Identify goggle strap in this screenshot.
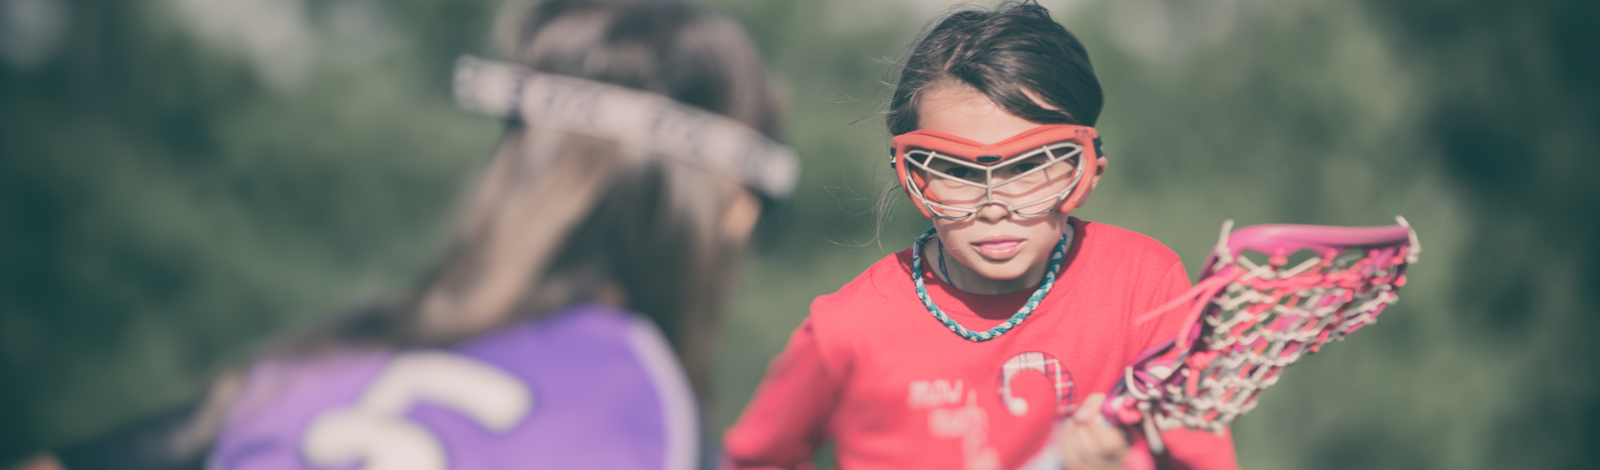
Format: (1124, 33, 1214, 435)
(453, 56, 800, 199)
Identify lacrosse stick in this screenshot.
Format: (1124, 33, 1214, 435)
(1102, 217, 1420, 460)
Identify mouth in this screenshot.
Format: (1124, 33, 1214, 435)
(970, 237, 1025, 260)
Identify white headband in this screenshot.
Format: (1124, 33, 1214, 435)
(453, 56, 799, 199)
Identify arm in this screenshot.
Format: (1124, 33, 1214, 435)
(723, 318, 845, 470)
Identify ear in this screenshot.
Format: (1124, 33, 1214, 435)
(1073, 156, 1108, 210)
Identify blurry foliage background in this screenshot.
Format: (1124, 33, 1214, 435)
(2, 0, 1596, 468)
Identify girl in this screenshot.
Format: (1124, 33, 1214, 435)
(724, 2, 1238, 469)
(14, 0, 793, 469)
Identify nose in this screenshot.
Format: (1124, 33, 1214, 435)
(973, 199, 1012, 223)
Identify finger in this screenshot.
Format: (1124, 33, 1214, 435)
(1084, 423, 1130, 456)
(1064, 419, 1121, 458)
(1061, 426, 1098, 468)
(1075, 393, 1107, 422)
(1094, 411, 1114, 429)
(1058, 426, 1078, 467)
(1066, 433, 1124, 470)
(1063, 415, 1123, 454)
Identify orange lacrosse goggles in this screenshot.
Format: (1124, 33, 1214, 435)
(892, 124, 1101, 221)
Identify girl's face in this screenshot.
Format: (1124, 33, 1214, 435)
(916, 83, 1104, 294)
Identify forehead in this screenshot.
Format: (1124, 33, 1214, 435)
(917, 83, 1042, 145)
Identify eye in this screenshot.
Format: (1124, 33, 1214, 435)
(1006, 155, 1054, 177)
(942, 167, 976, 179)
(1010, 162, 1041, 174)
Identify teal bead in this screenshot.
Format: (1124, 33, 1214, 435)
(911, 227, 1068, 342)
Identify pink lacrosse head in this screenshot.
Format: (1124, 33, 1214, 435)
(1102, 217, 1420, 459)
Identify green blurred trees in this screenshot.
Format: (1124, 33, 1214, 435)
(0, 0, 501, 458)
(2, 0, 1595, 468)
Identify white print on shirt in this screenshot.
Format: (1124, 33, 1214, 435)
(996, 351, 1075, 418)
(907, 379, 965, 408)
(300, 352, 533, 470)
(926, 390, 1001, 470)
(911, 351, 1076, 470)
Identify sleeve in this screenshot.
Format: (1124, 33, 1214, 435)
(1129, 261, 1241, 470)
(722, 317, 846, 470)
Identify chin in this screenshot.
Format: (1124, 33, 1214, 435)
(973, 262, 1032, 282)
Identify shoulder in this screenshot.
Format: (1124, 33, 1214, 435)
(803, 248, 918, 365)
(1077, 219, 1183, 271)
(214, 304, 693, 470)
(809, 248, 914, 321)
(1069, 220, 1189, 299)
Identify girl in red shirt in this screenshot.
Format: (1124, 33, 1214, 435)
(725, 2, 1240, 469)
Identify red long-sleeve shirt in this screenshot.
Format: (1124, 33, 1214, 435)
(725, 219, 1239, 470)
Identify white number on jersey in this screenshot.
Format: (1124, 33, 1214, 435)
(300, 352, 532, 470)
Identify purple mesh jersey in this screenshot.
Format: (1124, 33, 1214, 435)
(210, 303, 699, 470)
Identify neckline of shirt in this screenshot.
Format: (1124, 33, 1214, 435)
(914, 218, 1091, 323)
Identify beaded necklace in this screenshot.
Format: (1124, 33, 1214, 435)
(937, 241, 952, 283)
(911, 227, 1069, 342)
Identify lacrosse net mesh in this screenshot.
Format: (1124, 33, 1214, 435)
(1104, 217, 1420, 454)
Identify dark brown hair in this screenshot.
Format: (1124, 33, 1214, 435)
(870, 1, 1102, 241)
(887, 0, 1103, 136)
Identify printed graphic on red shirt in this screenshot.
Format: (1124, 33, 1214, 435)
(997, 351, 1075, 419)
(908, 352, 1077, 470)
(916, 382, 997, 470)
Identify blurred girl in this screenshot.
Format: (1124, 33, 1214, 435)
(16, 0, 793, 469)
(724, 2, 1236, 469)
